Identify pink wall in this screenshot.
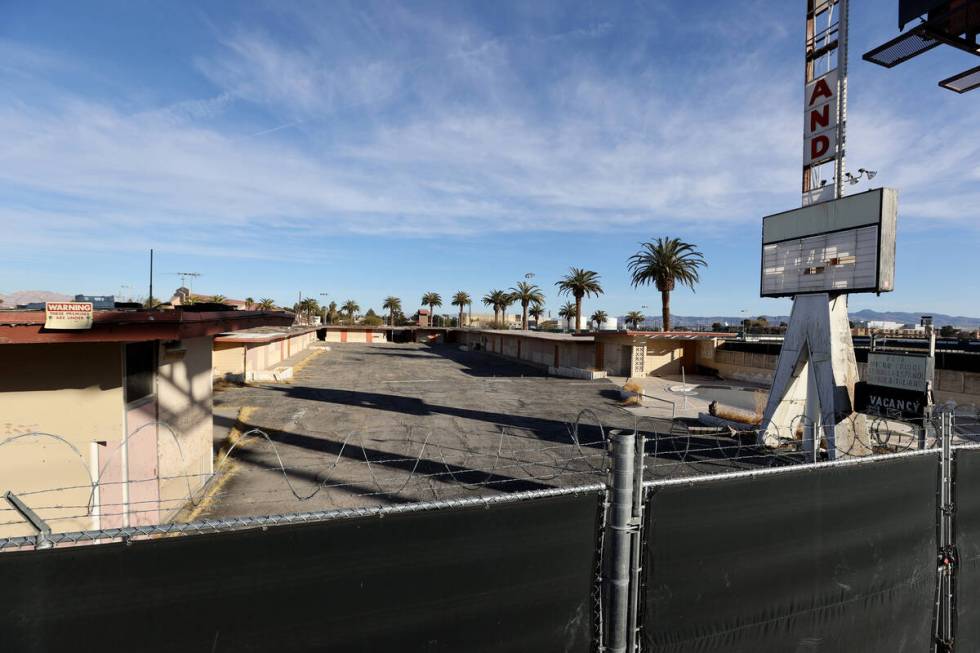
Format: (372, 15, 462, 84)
(125, 399, 160, 527)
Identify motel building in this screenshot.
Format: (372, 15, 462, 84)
(0, 305, 292, 540)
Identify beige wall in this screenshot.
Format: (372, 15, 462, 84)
(0, 337, 221, 539)
(0, 343, 124, 537)
(156, 336, 213, 518)
(704, 347, 980, 406)
(461, 332, 595, 371)
(322, 328, 387, 344)
(214, 330, 318, 380)
(213, 342, 246, 377)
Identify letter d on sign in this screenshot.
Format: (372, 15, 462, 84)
(811, 135, 830, 159)
(804, 130, 835, 165)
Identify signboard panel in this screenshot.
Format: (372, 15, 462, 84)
(865, 352, 934, 392)
(760, 188, 897, 298)
(855, 382, 929, 419)
(44, 302, 94, 330)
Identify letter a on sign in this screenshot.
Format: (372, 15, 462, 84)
(803, 70, 838, 138)
(808, 78, 834, 107)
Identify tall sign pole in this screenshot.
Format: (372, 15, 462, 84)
(761, 0, 881, 460)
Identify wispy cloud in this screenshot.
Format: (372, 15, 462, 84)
(1, 0, 979, 263)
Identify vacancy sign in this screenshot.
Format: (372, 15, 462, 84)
(44, 302, 94, 329)
(804, 69, 838, 166)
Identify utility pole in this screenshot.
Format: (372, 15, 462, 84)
(148, 249, 154, 309)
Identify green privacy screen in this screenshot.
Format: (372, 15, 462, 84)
(0, 492, 601, 653)
(643, 454, 939, 652)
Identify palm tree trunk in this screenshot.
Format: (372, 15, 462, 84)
(575, 296, 582, 333)
(494, 308, 500, 324)
(522, 302, 529, 330)
(661, 290, 670, 332)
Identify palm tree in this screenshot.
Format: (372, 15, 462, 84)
(499, 292, 515, 326)
(421, 292, 442, 326)
(210, 294, 226, 304)
(528, 303, 545, 326)
(257, 298, 276, 310)
(627, 237, 706, 333)
(557, 301, 576, 330)
(298, 298, 320, 324)
(342, 299, 360, 324)
(625, 310, 645, 330)
(590, 310, 608, 331)
(482, 290, 506, 326)
(509, 281, 545, 330)
(244, 297, 255, 310)
(555, 268, 603, 333)
(382, 296, 402, 326)
(452, 291, 471, 327)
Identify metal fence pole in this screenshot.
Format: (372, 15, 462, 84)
(606, 430, 636, 653)
(935, 411, 956, 652)
(627, 430, 646, 652)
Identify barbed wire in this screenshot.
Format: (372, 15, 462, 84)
(3, 404, 976, 550)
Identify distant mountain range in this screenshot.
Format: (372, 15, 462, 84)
(0, 290, 72, 307)
(624, 309, 980, 329)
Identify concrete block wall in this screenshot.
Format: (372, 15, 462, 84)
(705, 349, 980, 407)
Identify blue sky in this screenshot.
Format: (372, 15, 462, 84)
(1, 0, 977, 318)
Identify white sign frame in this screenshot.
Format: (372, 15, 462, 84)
(44, 302, 94, 330)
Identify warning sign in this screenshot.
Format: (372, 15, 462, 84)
(44, 302, 94, 330)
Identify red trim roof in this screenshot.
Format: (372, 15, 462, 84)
(0, 310, 294, 344)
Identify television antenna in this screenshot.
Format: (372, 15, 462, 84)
(171, 272, 201, 288)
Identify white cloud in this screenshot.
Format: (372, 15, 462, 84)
(1, 3, 979, 260)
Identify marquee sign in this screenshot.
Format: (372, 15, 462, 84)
(44, 302, 94, 330)
(760, 188, 897, 297)
(855, 382, 929, 419)
(865, 352, 934, 392)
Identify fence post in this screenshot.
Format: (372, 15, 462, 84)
(935, 411, 956, 652)
(3, 491, 53, 550)
(627, 430, 647, 652)
(606, 430, 635, 653)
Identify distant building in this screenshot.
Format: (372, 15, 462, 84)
(467, 312, 521, 328)
(74, 294, 115, 310)
(866, 320, 905, 331)
(169, 287, 250, 310)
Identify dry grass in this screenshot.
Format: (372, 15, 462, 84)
(709, 390, 767, 426)
(620, 381, 644, 406)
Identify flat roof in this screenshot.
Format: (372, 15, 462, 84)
(215, 325, 317, 344)
(0, 309, 295, 344)
(614, 330, 730, 340)
(471, 329, 595, 343)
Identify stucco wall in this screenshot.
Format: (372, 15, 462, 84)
(0, 342, 124, 537)
(215, 330, 319, 379)
(213, 342, 245, 377)
(462, 332, 595, 371)
(156, 336, 213, 518)
(705, 348, 980, 406)
(322, 328, 386, 344)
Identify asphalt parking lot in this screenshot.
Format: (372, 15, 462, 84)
(200, 341, 792, 520)
(202, 342, 640, 519)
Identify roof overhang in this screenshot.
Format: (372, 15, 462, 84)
(0, 310, 295, 344)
